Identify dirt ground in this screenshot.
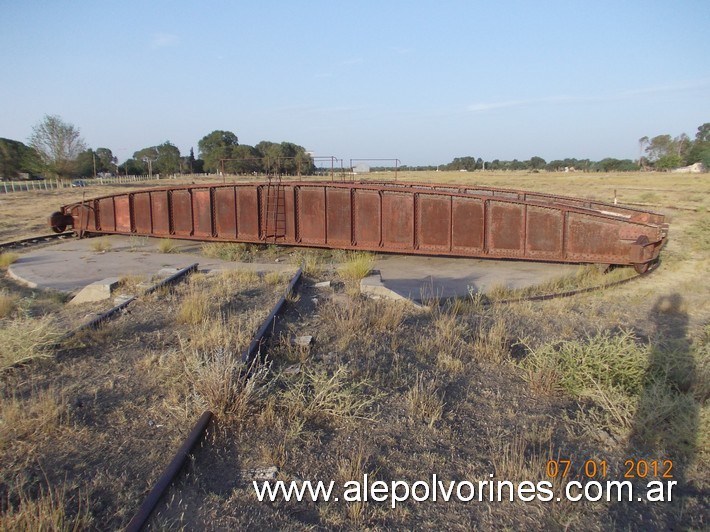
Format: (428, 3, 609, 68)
(0, 171, 708, 530)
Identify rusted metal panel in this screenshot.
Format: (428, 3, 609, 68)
(354, 189, 381, 246)
(151, 191, 170, 235)
(451, 197, 484, 253)
(418, 194, 451, 252)
(298, 186, 326, 244)
(192, 188, 212, 237)
(98, 197, 115, 232)
(326, 187, 352, 245)
(526, 205, 563, 258)
(114, 195, 131, 233)
(382, 192, 414, 248)
(283, 185, 297, 242)
(487, 201, 525, 255)
(53, 180, 669, 270)
(566, 213, 629, 261)
(214, 186, 236, 239)
(171, 190, 193, 236)
(236, 187, 259, 239)
(133, 193, 152, 234)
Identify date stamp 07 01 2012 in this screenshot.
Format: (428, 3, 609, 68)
(546, 459, 673, 480)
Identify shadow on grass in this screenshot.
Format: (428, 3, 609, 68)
(614, 294, 702, 529)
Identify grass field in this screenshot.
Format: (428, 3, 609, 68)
(0, 171, 708, 529)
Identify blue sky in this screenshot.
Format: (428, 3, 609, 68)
(1, 0, 708, 166)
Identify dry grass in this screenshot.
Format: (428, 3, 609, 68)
(157, 238, 178, 253)
(0, 291, 18, 318)
(180, 313, 257, 353)
(0, 388, 68, 450)
(264, 270, 285, 286)
(89, 237, 112, 252)
(0, 252, 19, 269)
(201, 242, 252, 262)
(405, 372, 445, 427)
(472, 318, 509, 363)
(177, 287, 212, 325)
(288, 249, 328, 277)
(0, 481, 92, 531)
(338, 251, 375, 281)
(0, 316, 62, 370)
(183, 349, 270, 422)
(280, 367, 378, 424)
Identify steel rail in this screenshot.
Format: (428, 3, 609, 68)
(0, 231, 74, 252)
(242, 267, 303, 364)
(493, 262, 657, 305)
(125, 267, 303, 530)
(61, 263, 199, 343)
(124, 410, 214, 532)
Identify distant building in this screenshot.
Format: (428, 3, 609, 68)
(671, 162, 705, 173)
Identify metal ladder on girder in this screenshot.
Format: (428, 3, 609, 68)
(264, 175, 286, 242)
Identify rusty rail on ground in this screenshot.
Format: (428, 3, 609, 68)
(242, 267, 303, 364)
(125, 410, 214, 532)
(0, 232, 74, 253)
(125, 267, 302, 529)
(50, 180, 669, 273)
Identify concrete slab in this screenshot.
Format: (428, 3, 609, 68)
(69, 277, 120, 304)
(7, 235, 297, 294)
(7, 234, 582, 302)
(373, 255, 582, 302)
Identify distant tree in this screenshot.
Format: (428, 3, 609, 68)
(120, 158, 144, 175)
(255, 141, 284, 174)
(154, 142, 181, 175)
(0, 138, 41, 180)
(224, 144, 260, 174)
(528, 156, 546, 170)
(29, 114, 87, 179)
(76, 148, 96, 177)
(595, 158, 637, 172)
(445, 156, 477, 171)
(198, 130, 239, 173)
(638, 136, 649, 169)
(133, 146, 159, 177)
(181, 147, 197, 174)
(687, 122, 710, 169)
(95, 147, 117, 173)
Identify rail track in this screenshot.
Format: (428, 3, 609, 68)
(121, 259, 658, 529)
(0, 231, 75, 253)
(1, 230, 662, 528)
(126, 268, 303, 531)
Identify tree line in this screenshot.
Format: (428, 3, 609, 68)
(394, 122, 708, 173)
(0, 115, 314, 181)
(1, 115, 708, 180)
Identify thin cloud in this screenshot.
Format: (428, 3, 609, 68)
(150, 33, 179, 48)
(467, 80, 710, 113)
(341, 57, 364, 66)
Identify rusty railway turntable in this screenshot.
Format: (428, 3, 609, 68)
(49, 180, 668, 273)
